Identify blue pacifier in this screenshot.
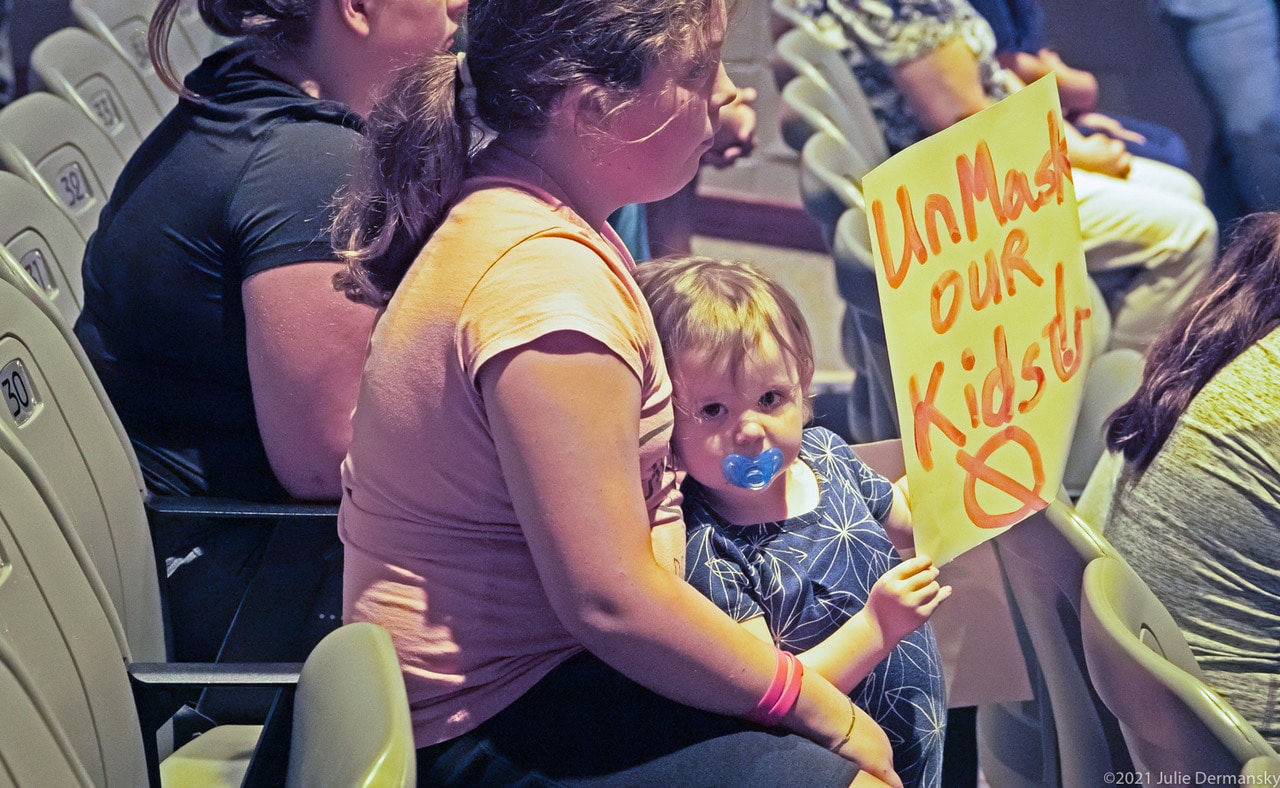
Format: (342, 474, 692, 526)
(721, 448, 785, 490)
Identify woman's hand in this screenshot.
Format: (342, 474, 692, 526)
(833, 704, 903, 788)
(1067, 128, 1132, 179)
(1073, 111, 1148, 146)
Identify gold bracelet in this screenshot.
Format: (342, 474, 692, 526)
(830, 698, 857, 752)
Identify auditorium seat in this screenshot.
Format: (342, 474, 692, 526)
(0, 171, 89, 324)
(0, 91, 127, 241)
(30, 26, 166, 160)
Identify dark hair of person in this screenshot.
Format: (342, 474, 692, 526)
(1106, 211, 1280, 470)
(149, 0, 316, 95)
(331, 0, 717, 307)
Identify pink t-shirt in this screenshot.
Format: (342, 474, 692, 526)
(339, 145, 683, 747)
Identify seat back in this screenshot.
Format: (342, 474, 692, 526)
(832, 208, 897, 441)
(174, 0, 228, 59)
(0, 172, 89, 325)
(781, 73, 884, 163)
(0, 92, 128, 242)
(1063, 347, 1142, 498)
(286, 623, 416, 788)
(774, 23, 889, 165)
(780, 74, 850, 153)
(0, 250, 165, 662)
(30, 27, 167, 160)
(1245, 755, 1280, 780)
(0, 636, 96, 788)
(70, 0, 197, 114)
(800, 130, 871, 246)
(0, 444, 148, 786)
(1081, 555, 1277, 779)
(980, 499, 1134, 787)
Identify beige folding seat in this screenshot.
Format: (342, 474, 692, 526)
(70, 0, 201, 114)
(1081, 555, 1277, 780)
(774, 23, 889, 166)
(0, 171, 89, 324)
(980, 499, 1135, 788)
(0, 92, 128, 241)
(0, 416, 412, 786)
(0, 249, 164, 660)
(0, 633, 96, 787)
(31, 26, 167, 160)
(0, 440, 150, 785)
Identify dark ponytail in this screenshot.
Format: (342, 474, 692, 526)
(149, 0, 315, 95)
(332, 54, 475, 307)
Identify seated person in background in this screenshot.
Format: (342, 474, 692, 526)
(72, 0, 465, 660)
(636, 256, 951, 787)
(777, 0, 1217, 353)
(967, 0, 1192, 169)
(1149, 0, 1280, 227)
(1098, 210, 1280, 749)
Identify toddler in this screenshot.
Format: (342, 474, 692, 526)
(636, 256, 951, 787)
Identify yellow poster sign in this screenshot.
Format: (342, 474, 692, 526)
(864, 76, 1093, 565)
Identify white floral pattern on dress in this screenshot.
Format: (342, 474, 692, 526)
(684, 427, 947, 788)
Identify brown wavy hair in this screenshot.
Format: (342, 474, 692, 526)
(1106, 211, 1280, 470)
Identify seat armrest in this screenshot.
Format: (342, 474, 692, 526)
(128, 661, 303, 688)
(128, 661, 304, 788)
(144, 495, 338, 524)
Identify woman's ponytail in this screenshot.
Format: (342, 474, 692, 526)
(148, 0, 186, 95)
(333, 53, 476, 307)
(148, 0, 315, 98)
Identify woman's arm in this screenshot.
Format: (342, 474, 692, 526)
(997, 48, 1099, 115)
(243, 261, 376, 500)
(891, 37, 993, 134)
(480, 331, 901, 784)
(893, 37, 1130, 178)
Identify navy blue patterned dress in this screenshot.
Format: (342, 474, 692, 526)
(684, 427, 946, 788)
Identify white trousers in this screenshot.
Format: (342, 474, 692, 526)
(1074, 157, 1217, 352)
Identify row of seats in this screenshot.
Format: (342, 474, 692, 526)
(0, 3, 417, 783)
(0, 0, 228, 328)
(988, 497, 1280, 784)
(769, 6, 1280, 784)
(0, 234, 415, 786)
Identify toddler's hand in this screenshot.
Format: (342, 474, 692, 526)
(864, 555, 951, 646)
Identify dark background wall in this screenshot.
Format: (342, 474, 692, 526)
(1038, 0, 1212, 179)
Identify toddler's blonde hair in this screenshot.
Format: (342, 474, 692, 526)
(634, 256, 816, 415)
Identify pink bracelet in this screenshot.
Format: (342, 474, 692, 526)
(747, 651, 804, 726)
(747, 650, 789, 724)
